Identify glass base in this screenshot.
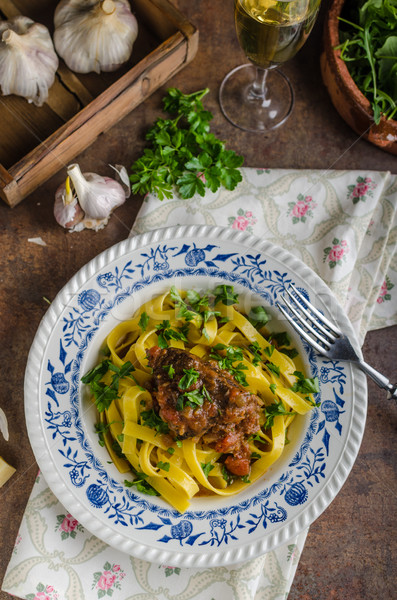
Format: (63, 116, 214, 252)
(219, 63, 294, 133)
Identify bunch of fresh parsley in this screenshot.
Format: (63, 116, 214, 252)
(337, 0, 397, 123)
(129, 88, 244, 200)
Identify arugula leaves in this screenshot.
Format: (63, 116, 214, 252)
(130, 88, 244, 200)
(337, 0, 397, 123)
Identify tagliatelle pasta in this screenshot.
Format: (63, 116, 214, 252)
(82, 286, 318, 513)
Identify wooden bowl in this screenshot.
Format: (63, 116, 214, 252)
(320, 0, 397, 155)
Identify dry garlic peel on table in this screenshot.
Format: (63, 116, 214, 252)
(54, 163, 127, 231)
(0, 16, 58, 106)
(53, 0, 138, 74)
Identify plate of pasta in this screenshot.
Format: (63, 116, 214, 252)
(25, 225, 367, 567)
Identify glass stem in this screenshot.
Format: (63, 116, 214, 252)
(250, 67, 268, 99)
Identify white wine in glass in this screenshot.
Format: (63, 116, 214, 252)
(219, 0, 321, 132)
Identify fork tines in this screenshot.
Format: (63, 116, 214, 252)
(276, 284, 340, 354)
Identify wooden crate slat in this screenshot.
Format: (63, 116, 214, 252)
(0, 0, 198, 207)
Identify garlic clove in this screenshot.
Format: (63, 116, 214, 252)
(53, 0, 138, 74)
(0, 16, 59, 106)
(54, 180, 85, 230)
(54, 163, 128, 231)
(67, 163, 126, 220)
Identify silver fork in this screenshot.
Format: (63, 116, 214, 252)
(276, 284, 397, 399)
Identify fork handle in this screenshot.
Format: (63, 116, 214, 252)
(357, 359, 397, 399)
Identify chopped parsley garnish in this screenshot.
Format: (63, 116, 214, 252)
(170, 286, 220, 339)
(157, 461, 170, 472)
(201, 462, 215, 478)
(163, 364, 175, 378)
(138, 311, 150, 331)
(213, 284, 239, 306)
(269, 331, 298, 359)
(269, 383, 277, 394)
(263, 401, 296, 429)
(210, 343, 249, 386)
(264, 345, 274, 358)
(270, 331, 291, 347)
(81, 360, 135, 412)
(124, 473, 159, 496)
(248, 341, 262, 366)
(248, 305, 269, 328)
(176, 388, 206, 411)
(266, 362, 280, 377)
(281, 347, 299, 359)
(291, 371, 320, 394)
(155, 319, 188, 348)
(140, 409, 170, 434)
(178, 368, 200, 390)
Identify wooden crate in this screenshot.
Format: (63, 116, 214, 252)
(0, 0, 198, 207)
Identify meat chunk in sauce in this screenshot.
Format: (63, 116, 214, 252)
(146, 346, 262, 477)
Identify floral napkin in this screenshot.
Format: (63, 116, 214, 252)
(2, 167, 396, 600)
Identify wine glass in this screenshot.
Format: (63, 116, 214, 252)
(219, 0, 321, 132)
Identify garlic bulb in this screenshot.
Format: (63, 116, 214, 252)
(0, 407, 9, 441)
(54, 163, 127, 231)
(53, 0, 138, 74)
(0, 16, 59, 106)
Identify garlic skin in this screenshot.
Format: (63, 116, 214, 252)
(53, 0, 138, 74)
(54, 183, 85, 230)
(54, 163, 127, 232)
(0, 407, 9, 442)
(0, 16, 59, 106)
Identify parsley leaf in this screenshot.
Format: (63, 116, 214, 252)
(124, 474, 159, 496)
(138, 311, 150, 331)
(209, 344, 248, 386)
(248, 305, 269, 328)
(213, 284, 239, 306)
(178, 368, 200, 390)
(82, 360, 135, 412)
(201, 462, 215, 478)
(291, 371, 320, 394)
(130, 88, 244, 200)
(163, 364, 175, 379)
(140, 409, 170, 434)
(264, 401, 296, 429)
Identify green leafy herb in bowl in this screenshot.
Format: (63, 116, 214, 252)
(321, 0, 397, 155)
(129, 88, 244, 200)
(336, 0, 397, 124)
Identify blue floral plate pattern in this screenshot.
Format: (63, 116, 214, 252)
(24, 225, 367, 567)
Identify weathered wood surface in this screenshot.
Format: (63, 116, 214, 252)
(0, 1, 396, 599)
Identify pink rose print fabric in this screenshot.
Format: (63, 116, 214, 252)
(323, 238, 350, 269)
(55, 512, 84, 540)
(228, 208, 257, 233)
(287, 193, 317, 224)
(377, 276, 394, 304)
(92, 562, 125, 598)
(26, 583, 59, 600)
(347, 176, 377, 204)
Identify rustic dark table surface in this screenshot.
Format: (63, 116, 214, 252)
(1, 1, 396, 599)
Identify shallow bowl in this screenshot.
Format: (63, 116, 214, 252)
(24, 225, 367, 567)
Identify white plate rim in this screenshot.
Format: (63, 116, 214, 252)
(24, 224, 367, 567)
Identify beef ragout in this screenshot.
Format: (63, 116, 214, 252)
(146, 346, 263, 477)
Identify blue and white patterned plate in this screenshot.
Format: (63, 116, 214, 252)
(25, 225, 367, 567)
